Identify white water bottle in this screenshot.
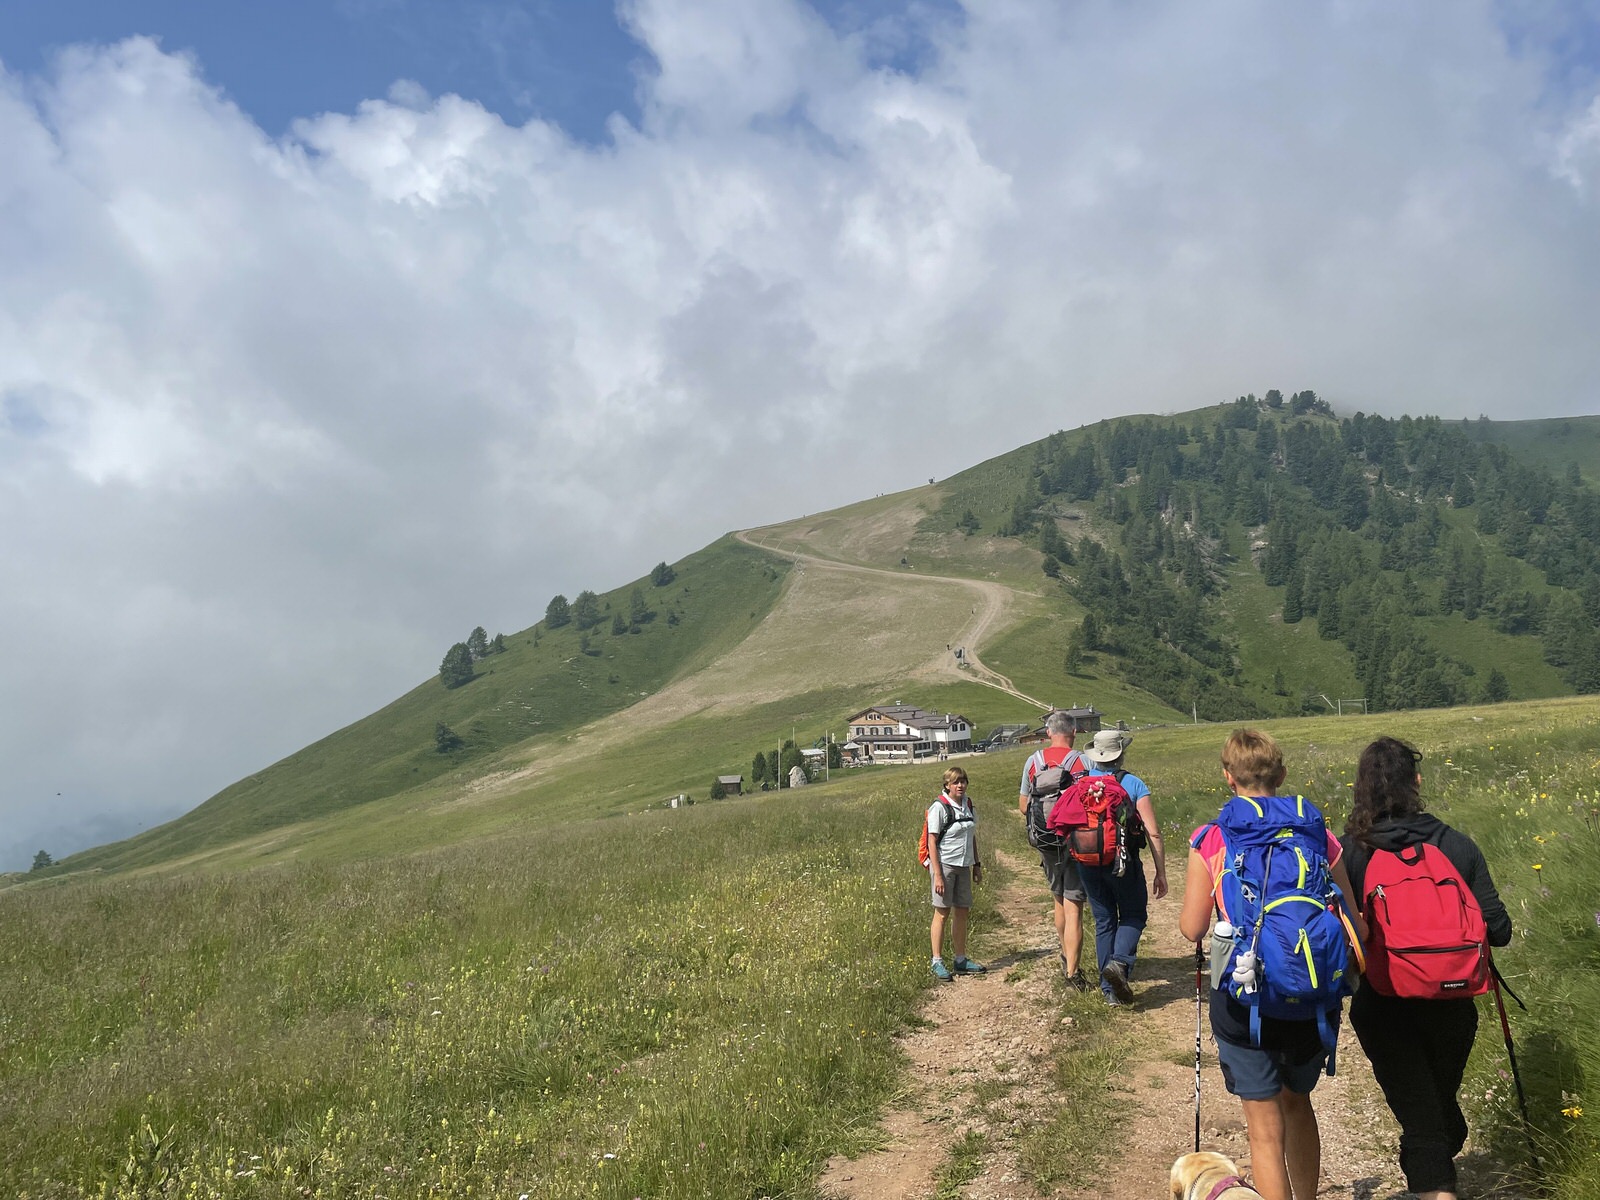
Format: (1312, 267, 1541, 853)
(1209, 921, 1237, 989)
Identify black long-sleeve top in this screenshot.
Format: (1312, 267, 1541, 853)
(1340, 812, 1512, 947)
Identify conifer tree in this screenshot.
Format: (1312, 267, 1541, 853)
(1282, 570, 1304, 623)
(439, 643, 474, 689)
(572, 590, 603, 630)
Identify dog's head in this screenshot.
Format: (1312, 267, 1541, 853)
(1170, 1151, 1260, 1200)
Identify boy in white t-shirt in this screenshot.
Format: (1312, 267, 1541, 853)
(928, 766, 985, 980)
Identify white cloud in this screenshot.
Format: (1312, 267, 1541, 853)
(3, 1, 1600, 868)
(1556, 94, 1600, 195)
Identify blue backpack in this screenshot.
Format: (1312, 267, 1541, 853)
(1207, 794, 1354, 1072)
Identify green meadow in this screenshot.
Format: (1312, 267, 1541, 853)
(7, 697, 1600, 1197)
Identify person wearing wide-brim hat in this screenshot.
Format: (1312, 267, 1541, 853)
(1076, 729, 1167, 1005)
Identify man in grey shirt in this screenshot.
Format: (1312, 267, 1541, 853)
(1019, 711, 1089, 990)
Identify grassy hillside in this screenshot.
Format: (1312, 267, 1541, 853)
(8, 699, 1600, 1197)
(58, 537, 790, 874)
(1462, 414, 1600, 484)
(45, 398, 1600, 884)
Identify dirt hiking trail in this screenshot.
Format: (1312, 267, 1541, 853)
(735, 529, 1047, 710)
(820, 853, 1531, 1200)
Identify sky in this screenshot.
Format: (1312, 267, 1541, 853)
(3, 1, 1600, 871)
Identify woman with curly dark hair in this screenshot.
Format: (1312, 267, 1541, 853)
(1341, 737, 1512, 1200)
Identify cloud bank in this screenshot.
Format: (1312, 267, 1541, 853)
(3, 0, 1598, 868)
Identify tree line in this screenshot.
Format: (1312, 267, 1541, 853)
(1009, 397, 1600, 716)
(437, 561, 681, 691)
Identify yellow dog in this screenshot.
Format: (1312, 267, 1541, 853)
(1169, 1152, 1265, 1200)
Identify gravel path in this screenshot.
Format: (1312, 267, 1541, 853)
(820, 852, 1533, 1199)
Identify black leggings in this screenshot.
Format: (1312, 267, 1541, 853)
(1350, 985, 1479, 1194)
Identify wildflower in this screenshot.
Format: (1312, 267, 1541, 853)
(1533, 864, 1543, 872)
(1564, 1105, 1583, 1119)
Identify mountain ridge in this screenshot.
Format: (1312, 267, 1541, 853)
(30, 401, 1600, 879)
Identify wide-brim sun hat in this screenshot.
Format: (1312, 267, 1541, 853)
(1083, 729, 1130, 763)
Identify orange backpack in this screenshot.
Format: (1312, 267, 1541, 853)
(918, 796, 974, 867)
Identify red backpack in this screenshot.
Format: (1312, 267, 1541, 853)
(1047, 773, 1132, 867)
(1362, 841, 1490, 999)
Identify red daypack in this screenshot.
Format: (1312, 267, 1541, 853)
(1047, 773, 1131, 867)
(1363, 841, 1490, 999)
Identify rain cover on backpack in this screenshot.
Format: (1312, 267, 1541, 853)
(1209, 794, 1353, 1070)
(1048, 773, 1132, 868)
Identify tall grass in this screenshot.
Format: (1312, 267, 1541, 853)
(8, 699, 1600, 1197)
(2, 787, 932, 1199)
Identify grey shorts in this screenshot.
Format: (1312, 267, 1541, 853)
(1215, 1036, 1329, 1100)
(931, 864, 973, 909)
(1038, 846, 1086, 903)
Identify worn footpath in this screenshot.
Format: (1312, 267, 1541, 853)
(819, 852, 1530, 1199)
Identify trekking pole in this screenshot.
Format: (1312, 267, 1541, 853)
(1193, 939, 1205, 1153)
(1490, 958, 1541, 1174)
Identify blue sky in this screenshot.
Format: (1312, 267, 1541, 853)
(0, 0, 959, 141)
(1, 1, 644, 141)
(2, 1, 1600, 872)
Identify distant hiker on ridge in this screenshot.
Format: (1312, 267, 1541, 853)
(1019, 711, 1090, 990)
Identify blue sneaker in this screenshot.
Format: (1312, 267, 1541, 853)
(953, 957, 987, 975)
(931, 959, 954, 982)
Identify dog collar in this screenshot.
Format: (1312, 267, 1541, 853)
(1202, 1176, 1247, 1200)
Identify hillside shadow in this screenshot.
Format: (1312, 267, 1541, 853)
(988, 946, 1051, 971)
(1350, 1154, 1537, 1200)
(1133, 950, 1200, 1010)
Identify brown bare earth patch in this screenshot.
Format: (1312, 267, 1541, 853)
(735, 530, 1047, 709)
(819, 848, 1076, 1200)
(821, 854, 1530, 1199)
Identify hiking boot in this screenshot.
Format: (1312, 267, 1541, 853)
(931, 959, 954, 982)
(1101, 960, 1135, 1005)
(953, 957, 987, 975)
(1059, 955, 1089, 991)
